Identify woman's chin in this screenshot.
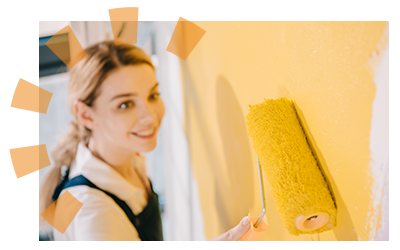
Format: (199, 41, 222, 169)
(132, 139, 158, 153)
(140, 145, 157, 153)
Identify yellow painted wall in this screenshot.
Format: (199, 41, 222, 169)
(181, 21, 387, 241)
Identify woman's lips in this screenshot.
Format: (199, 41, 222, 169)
(131, 127, 156, 140)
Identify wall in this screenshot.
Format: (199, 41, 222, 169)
(181, 21, 388, 240)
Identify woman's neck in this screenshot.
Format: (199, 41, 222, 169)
(87, 137, 135, 178)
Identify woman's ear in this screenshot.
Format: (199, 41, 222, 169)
(73, 100, 96, 130)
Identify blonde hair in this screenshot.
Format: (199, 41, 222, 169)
(39, 40, 154, 227)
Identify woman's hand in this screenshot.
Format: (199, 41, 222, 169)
(209, 216, 251, 241)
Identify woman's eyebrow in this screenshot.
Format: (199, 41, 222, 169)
(110, 82, 159, 102)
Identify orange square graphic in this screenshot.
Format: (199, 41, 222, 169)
(45, 25, 87, 69)
(10, 144, 51, 178)
(41, 191, 83, 234)
(109, 7, 139, 45)
(114, 21, 138, 45)
(108, 7, 138, 21)
(166, 17, 206, 60)
(11, 79, 52, 114)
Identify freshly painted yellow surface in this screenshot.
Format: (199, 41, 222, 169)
(181, 21, 387, 240)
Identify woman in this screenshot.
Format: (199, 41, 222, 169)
(39, 40, 251, 241)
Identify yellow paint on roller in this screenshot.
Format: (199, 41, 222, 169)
(246, 97, 337, 235)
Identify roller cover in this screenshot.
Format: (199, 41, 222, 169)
(245, 97, 337, 235)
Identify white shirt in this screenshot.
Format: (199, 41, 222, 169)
(53, 142, 150, 241)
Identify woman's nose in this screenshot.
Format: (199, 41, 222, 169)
(138, 104, 156, 125)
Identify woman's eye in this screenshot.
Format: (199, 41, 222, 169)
(119, 101, 134, 109)
(149, 92, 160, 101)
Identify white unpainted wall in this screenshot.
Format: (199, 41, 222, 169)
(368, 26, 389, 241)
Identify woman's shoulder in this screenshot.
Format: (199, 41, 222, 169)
(61, 185, 115, 208)
(55, 185, 141, 240)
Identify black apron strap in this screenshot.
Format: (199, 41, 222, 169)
(52, 173, 163, 241)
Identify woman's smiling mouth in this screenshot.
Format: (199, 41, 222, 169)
(131, 127, 156, 139)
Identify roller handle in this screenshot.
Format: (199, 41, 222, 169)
(239, 213, 269, 241)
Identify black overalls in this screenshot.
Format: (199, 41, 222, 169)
(52, 169, 164, 241)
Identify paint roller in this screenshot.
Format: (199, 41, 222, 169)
(240, 97, 337, 240)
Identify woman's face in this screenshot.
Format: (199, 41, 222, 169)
(89, 64, 165, 153)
